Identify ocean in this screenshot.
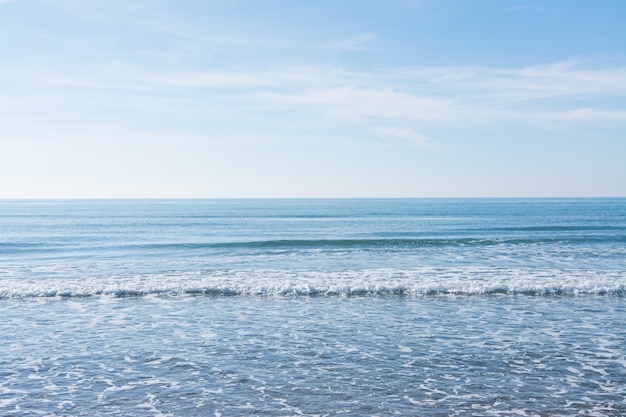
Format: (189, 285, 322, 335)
(1, 198, 625, 416)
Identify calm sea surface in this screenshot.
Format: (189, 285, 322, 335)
(1, 199, 625, 416)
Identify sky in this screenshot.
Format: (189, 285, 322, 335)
(0, 0, 625, 198)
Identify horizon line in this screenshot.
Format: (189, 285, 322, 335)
(1, 196, 624, 201)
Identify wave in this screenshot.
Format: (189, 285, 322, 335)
(209, 237, 626, 248)
(3, 236, 625, 254)
(1, 268, 624, 299)
(484, 225, 626, 232)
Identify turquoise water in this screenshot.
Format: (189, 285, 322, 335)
(1, 199, 625, 415)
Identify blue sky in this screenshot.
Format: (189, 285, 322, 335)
(1, 0, 624, 198)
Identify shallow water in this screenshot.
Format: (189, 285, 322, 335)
(1, 295, 625, 416)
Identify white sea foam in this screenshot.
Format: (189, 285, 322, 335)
(1, 267, 624, 299)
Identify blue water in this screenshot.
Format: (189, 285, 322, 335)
(1, 198, 625, 415)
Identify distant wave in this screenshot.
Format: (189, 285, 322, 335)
(3, 236, 625, 255)
(486, 225, 625, 232)
(1, 268, 624, 299)
(203, 237, 626, 248)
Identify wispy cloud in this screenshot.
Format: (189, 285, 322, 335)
(258, 86, 463, 124)
(314, 33, 378, 51)
(244, 61, 626, 129)
(386, 61, 626, 101)
(521, 108, 626, 124)
(141, 73, 261, 88)
(370, 126, 430, 146)
(3, 58, 624, 145)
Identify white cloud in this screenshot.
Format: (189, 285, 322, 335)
(386, 61, 626, 101)
(520, 108, 626, 124)
(3, 59, 624, 144)
(141, 73, 261, 88)
(370, 126, 430, 146)
(245, 61, 626, 130)
(314, 33, 378, 51)
(257, 86, 470, 127)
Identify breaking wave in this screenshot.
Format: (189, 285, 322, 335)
(2, 268, 624, 299)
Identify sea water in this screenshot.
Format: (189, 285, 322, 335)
(1, 198, 625, 416)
